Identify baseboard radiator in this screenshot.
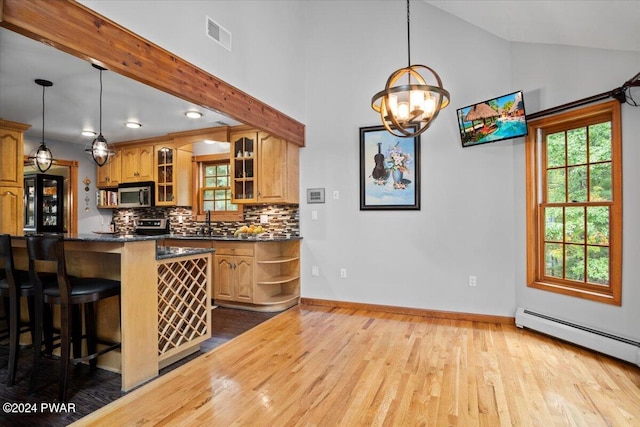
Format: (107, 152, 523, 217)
(515, 307, 640, 367)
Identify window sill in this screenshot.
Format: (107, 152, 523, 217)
(528, 280, 620, 306)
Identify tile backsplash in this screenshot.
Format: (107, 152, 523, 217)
(112, 205, 299, 236)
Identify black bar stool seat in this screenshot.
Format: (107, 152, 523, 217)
(0, 235, 37, 386)
(26, 234, 121, 402)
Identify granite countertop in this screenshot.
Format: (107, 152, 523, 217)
(156, 246, 214, 260)
(14, 232, 161, 242)
(164, 234, 303, 242)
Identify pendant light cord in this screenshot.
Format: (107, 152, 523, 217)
(41, 84, 45, 144)
(406, 0, 411, 68)
(99, 68, 103, 134)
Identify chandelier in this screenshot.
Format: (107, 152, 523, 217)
(85, 64, 115, 167)
(371, 0, 450, 138)
(28, 79, 56, 173)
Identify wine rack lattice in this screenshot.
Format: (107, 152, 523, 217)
(157, 257, 209, 356)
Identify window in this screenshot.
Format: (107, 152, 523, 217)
(194, 154, 242, 221)
(526, 100, 622, 305)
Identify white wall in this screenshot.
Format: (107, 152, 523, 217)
(79, 1, 640, 338)
(300, 1, 517, 315)
(80, 0, 306, 123)
(511, 43, 640, 339)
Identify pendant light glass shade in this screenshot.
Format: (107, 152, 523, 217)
(85, 64, 115, 167)
(28, 79, 55, 173)
(89, 134, 111, 166)
(371, 0, 450, 138)
(33, 143, 54, 172)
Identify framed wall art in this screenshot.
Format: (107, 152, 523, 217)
(359, 125, 421, 210)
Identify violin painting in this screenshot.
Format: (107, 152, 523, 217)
(371, 142, 388, 180)
(359, 124, 421, 211)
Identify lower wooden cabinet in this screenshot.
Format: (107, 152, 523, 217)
(215, 254, 254, 302)
(161, 238, 300, 312)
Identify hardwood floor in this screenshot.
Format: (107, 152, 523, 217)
(71, 304, 640, 426)
(0, 307, 277, 426)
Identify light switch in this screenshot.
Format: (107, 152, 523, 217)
(333, 190, 340, 200)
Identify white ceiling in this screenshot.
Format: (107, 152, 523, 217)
(1, 1, 639, 150)
(0, 27, 240, 148)
(425, 0, 640, 52)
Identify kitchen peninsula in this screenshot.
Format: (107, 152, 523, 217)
(10, 233, 213, 391)
(162, 235, 302, 312)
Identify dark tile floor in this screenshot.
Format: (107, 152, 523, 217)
(0, 306, 279, 426)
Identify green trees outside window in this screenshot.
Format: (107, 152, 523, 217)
(526, 100, 622, 305)
(202, 164, 238, 213)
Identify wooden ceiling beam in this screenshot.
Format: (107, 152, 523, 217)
(0, 0, 305, 147)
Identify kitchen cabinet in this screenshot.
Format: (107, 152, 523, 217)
(121, 145, 154, 182)
(253, 240, 300, 308)
(213, 242, 254, 303)
(230, 130, 257, 203)
(0, 119, 29, 187)
(0, 187, 22, 236)
(0, 119, 29, 235)
(215, 253, 254, 303)
(160, 238, 301, 312)
(96, 149, 121, 188)
(155, 145, 192, 206)
(230, 128, 299, 204)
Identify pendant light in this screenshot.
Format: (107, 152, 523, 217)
(371, 0, 450, 138)
(28, 79, 56, 173)
(85, 64, 115, 167)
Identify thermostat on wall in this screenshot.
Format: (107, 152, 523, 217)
(307, 188, 325, 204)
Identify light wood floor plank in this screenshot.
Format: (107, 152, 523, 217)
(71, 305, 640, 427)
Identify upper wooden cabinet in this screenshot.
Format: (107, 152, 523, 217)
(230, 128, 299, 204)
(121, 145, 154, 182)
(0, 186, 23, 236)
(96, 149, 122, 188)
(0, 119, 29, 235)
(155, 145, 192, 206)
(0, 119, 30, 188)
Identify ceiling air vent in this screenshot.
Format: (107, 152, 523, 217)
(206, 16, 232, 51)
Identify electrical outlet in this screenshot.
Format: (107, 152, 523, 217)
(260, 214, 269, 224)
(312, 266, 320, 277)
(340, 268, 347, 278)
(468, 275, 477, 287)
(311, 210, 318, 220)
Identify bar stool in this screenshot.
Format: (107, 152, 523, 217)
(0, 234, 37, 386)
(26, 234, 121, 402)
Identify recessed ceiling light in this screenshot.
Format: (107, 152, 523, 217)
(185, 111, 203, 119)
(81, 129, 97, 137)
(125, 121, 142, 129)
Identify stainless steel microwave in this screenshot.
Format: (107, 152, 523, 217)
(117, 182, 154, 208)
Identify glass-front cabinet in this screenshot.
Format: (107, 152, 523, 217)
(156, 146, 174, 205)
(24, 174, 64, 233)
(230, 131, 256, 203)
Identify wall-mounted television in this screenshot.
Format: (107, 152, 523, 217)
(457, 90, 528, 148)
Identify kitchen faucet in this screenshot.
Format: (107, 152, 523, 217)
(206, 210, 212, 236)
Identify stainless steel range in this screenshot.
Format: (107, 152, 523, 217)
(134, 218, 169, 235)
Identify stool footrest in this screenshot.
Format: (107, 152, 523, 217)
(70, 340, 121, 364)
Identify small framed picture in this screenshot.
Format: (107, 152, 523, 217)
(359, 125, 421, 210)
